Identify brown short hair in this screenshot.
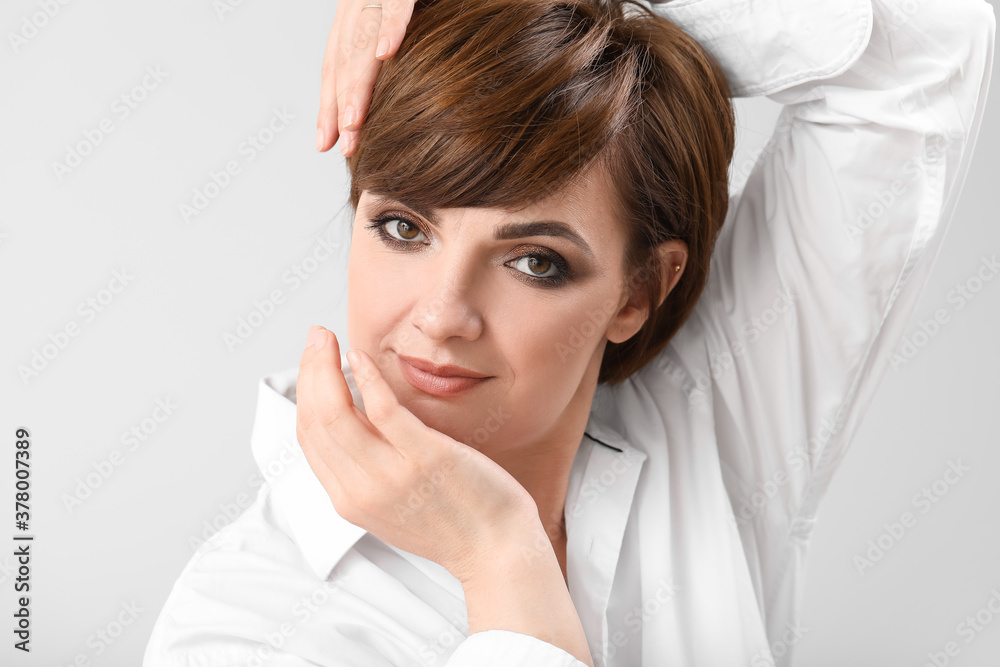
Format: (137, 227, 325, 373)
(347, 0, 735, 385)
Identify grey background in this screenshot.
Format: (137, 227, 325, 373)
(1, 0, 997, 665)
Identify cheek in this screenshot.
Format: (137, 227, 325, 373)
(502, 292, 618, 371)
(347, 244, 413, 353)
(483, 294, 611, 422)
(346, 247, 365, 351)
(347, 244, 387, 351)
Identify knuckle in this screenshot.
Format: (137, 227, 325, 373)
(357, 363, 379, 386)
(355, 370, 378, 393)
(406, 448, 437, 481)
(318, 92, 338, 115)
(351, 27, 374, 51)
(296, 410, 318, 437)
(319, 407, 344, 431)
(332, 492, 359, 524)
(333, 46, 352, 69)
(366, 401, 392, 428)
(320, 59, 335, 78)
(300, 402, 341, 434)
(339, 488, 370, 524)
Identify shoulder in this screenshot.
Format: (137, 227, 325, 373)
(144, 485, 443, 667)
(143, 486, 351, 666)
(143, 486, 302, 663)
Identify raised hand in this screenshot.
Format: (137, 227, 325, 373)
(315, 0, 417, 155)
(295, 325, 537, 583)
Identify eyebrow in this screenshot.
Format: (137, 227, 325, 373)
(369, 194, 594, 258)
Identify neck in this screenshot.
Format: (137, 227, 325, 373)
(488, 359, 600, 546)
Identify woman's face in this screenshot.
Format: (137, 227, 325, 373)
(346, 165, 651, 453)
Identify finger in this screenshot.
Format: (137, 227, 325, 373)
(346, 346, 427, 452)
(296, 425, 344, 506)
(339, 55, 384, 156)
(316, 23, 342, 152)
(296, 327, 344, 488)
(300, 325, 354, 413)
(338, 7, 384, 154)
(374, 0, 416, 61)
(298, 326, 383, 467)
(341, 2, 415, 155)
(295, 337, 343, 501)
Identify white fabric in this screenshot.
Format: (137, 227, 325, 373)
(143, 0, 996, 665)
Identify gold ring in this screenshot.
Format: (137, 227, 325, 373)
(361, 3, 382, 9)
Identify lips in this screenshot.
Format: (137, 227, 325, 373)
(396, 353, 491, 398)
(395, 354, 489, 379)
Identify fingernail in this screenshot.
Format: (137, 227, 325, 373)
(307, 326, 327, 350)
(346, 349, 360, 368)
(315, 127, 325, 152)
(376, 36, 390, 58)
(343, 105, 356, 128)
(340, 132, 354, 156)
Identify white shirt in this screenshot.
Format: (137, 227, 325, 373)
(144, 0, 996, 665)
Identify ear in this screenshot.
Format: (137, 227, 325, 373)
(606, 240, 688, 345)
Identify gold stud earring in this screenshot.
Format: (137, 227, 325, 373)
(674, 265, 681, 272)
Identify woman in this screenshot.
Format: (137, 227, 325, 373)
(144, 0, 996, 665)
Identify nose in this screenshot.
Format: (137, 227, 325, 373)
(409, 263, 484, 342)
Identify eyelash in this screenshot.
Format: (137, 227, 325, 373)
(363, 212, 573, 287)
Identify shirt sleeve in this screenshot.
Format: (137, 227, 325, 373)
(444, 631, 591, 667)
(655, 0, 995, 528)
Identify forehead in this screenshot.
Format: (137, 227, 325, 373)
(521, 164, 611, 216)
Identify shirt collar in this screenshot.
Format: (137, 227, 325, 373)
(249, 358, 367, 580)
(250, 359, 648, 593)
